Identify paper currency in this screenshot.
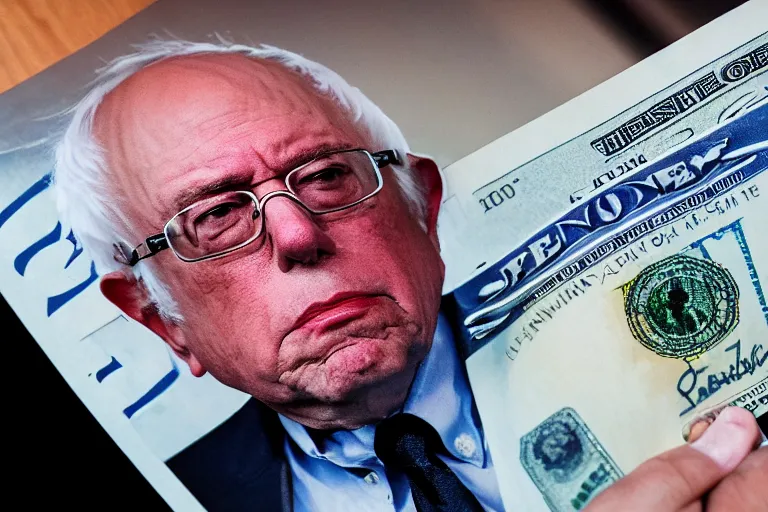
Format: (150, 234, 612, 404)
(444, 18, 768, 512)
(451, 91, 767, 512)
(519, 408, 623, 512)
(440, 30, 768, 290)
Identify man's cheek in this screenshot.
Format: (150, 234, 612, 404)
(180, 259, 265, 306)
(187, 316, 278, 379)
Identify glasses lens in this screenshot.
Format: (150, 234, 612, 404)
(165, 191, 260, 261)
(287, 151, 380, 213)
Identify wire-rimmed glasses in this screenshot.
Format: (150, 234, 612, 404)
(115, 148, 401, 265)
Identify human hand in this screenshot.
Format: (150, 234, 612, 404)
(705, 443, 767, 511)
(584, 407, 766, 512)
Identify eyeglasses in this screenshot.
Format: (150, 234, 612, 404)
(115, 148, 401, 266)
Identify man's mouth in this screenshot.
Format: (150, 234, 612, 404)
(292, 293, 387, 332)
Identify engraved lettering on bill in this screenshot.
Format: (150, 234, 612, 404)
(520, 408, 622, 512)
(590, 72, 726, 158)
(728, 376, 768, 416)
(681, 377, 768, 441)
(721, 43, 768, 82)
(466, 35, 767, 229)
(677, 340, 767, 416)
(590, 43, 767, 158)
(453, 102, 767, 350)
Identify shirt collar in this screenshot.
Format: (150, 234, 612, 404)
(279, 312, 487, 469)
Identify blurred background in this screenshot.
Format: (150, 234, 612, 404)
(580, 0, 749, 54)
(0, 0, 751, 94)
(0, 0, 752, 170)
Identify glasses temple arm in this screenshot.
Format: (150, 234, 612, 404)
(372, 149, 402, 168)
(126, 233, 169, 266)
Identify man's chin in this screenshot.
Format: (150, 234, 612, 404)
(281, 338, 401, 398)
(276, 337, 428, 428)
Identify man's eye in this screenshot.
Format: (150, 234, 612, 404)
(301, 167, 347, 184)
(199, 204, 236, 221)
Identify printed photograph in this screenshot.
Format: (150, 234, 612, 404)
(1, 1, 765, 510)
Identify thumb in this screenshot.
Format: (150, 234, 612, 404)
(585, 407, 761, 512)
(688, 406, 761, 471)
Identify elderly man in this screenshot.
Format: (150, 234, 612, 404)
(53, 41, 766, 512)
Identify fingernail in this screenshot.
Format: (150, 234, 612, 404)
(685, 419, 711, 443)
(691, 407, 757, 471)
(682, 405, 725, 442)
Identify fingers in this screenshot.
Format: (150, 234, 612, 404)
(683, 405, 726, 443)
(706, 447, 768, 512)
(686, 407, 766, 446)
(689, 407, 761, 470)
(584, 407, 761, 512)
(686, 419, 711, 444)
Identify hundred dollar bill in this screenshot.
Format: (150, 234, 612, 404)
(439, 4, 768, 290)
(679, 376, 768, 442)
(727, 376, 768, 417)
(447, 94, 768, 510)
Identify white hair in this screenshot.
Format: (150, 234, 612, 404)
(53, 38, 425, 321)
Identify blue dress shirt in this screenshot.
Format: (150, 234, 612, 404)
(279, 313, 505, 511)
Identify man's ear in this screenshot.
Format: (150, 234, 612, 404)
(100, 271, 207, 377)
(406, 153, 443, 237)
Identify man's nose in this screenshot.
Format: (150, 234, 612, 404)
(260, 194, 336, 272)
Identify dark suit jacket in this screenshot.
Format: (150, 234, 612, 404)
(167, 399, 292, 512)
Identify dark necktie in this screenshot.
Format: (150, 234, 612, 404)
(374, 413, 484, 512)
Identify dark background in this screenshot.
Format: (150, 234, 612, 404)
(4, 0, 760, 509)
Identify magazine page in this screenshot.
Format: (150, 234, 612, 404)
(0, 0, 645, 509)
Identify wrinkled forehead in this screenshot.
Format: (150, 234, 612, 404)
(94, 53, 359, 166)
(93, 54, 365, 230)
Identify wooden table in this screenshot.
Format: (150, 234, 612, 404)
(0, 0, 155, 94)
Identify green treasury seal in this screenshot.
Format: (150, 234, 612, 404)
(624, 254, 739, 359)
